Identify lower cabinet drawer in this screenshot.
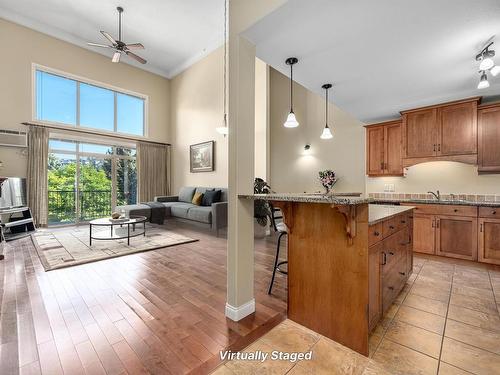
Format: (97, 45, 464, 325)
(479, 207, 500, 219)
(382, 255, 407, 313)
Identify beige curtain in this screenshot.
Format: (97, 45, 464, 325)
(137, 142, 171, 202)
(27, 125, 49, 227)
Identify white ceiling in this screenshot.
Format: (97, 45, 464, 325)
(244, 0, 500, 123)
(0, 0, 224, 78)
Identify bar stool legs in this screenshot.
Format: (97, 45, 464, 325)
(268, 231, 287, 295)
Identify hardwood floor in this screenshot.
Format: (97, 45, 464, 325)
(0, 221, 287, 375)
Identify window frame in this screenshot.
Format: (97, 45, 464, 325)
(32, 63, 149, 138)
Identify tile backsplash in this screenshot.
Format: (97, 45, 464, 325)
(368, 192, 500, 202)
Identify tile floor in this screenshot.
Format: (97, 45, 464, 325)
(212, 255, 500, 375)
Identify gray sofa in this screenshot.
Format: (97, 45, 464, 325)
(116, 186, 228, 234)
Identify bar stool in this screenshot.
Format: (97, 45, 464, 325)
(268, 204, 287, 295)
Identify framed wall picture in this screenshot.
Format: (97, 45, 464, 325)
(190, 141, 214, 173)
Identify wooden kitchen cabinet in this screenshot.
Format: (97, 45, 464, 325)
(368, 242, 382, 330)
(401, 97, 480, 167)
(478, 218, 500, 265)
(365, 120, 403, 176)
(435, 215, 478, 261)
(478, 103, 500, 173)
(412, 213, 435, 255)
(402, 108, 437, 159)
(438, 101, 478, 156)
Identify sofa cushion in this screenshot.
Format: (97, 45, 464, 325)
(178, 187, 196, 203)
(187, 206, 212, 223)
(202, 189, 221, 206)
(192, 192, 203, 205)
(170, 203, 194, 219)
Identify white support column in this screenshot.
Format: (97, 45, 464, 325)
(225, 0, 287, 321)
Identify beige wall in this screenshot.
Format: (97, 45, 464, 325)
(169, 48, 269, 193)
(366, 162, 500, 194)
(254, 58, 269, 180)
(269, 68, 366, 194)
(0, 18, 170, 178)
(170, 47, 227, 192)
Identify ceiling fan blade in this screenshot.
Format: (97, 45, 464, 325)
(125, 43, 144, 50)
(112, 52, 121, 63)
(125, 51, 147, 64)
(100, 31, 117, 45)
(87, 42, 112, 48)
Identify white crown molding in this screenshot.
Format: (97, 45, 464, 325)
(0, 8, 171, 79)
(225, 299, 255, 321)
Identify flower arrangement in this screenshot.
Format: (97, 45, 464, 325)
(318, 169, 337, 194)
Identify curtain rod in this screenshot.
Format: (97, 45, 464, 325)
(21, 122, 171, 146)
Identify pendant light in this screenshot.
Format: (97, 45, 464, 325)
(284, 57, 299, 128)
(216, 0, 229, 135)
(320, 84, 333, 139)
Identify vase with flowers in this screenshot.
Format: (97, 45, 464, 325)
(318, 169, 337, 194)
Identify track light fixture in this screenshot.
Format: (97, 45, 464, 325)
(476, 41, 499, 89)
(478, 71, 490, 89)
(284, 57, 299, 128)
(320, 84, 333, 140)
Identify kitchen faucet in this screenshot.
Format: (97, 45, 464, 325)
(428, 190, 440, 200)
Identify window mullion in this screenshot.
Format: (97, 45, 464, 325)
(114, 92, 118, 133)
(76, 82, 80, 127)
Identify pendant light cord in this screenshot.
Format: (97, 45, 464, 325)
(290, 63, 293, 112)
(223, 0, 227, 124)
(325, 87, 328, 127)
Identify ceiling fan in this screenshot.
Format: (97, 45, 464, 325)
(87, 6, 147, 64)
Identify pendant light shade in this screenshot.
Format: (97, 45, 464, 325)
(284, 57, 299, 128)
(284, 111, 299, 128)
(478, 71, 490, 89)
(320, 83, 333, 139)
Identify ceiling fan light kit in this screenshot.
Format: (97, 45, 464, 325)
(87, 6, 147, 65)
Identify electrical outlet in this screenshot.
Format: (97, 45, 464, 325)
(388, 184, 395, 192)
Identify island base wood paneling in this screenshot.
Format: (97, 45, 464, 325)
(273, 201, 370, 356)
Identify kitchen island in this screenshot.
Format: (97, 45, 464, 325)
(240, 194, 414, 356)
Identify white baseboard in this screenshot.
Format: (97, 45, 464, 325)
(225, 299, 256, 321)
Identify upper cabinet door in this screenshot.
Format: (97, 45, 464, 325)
(478, 104, 500, 173)
(402, 108, 437, 158)
(438, 101, 477, 156)
(366, 126, 385, 175)
(384, 122, 403, 175)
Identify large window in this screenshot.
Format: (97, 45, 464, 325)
(48, 138, 137, 225)
(35, 68, 146, 136)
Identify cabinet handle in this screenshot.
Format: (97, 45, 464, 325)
(480, 223, 483, 232)
(433, 144, 436, 152)
(399, 272, 406, 276)
(454, 209, 458, 212)
(436, 220, 440, 228)
(388, 286, 394, 291)
(492, 211, 497, 215)
(381, 252, 387, 265)
(374, 231, 380, 236)
(389, 251, 395, 256)
(438, 144, 441, 152)
(389, 225, 395, 230)
(401, 220, 406, 224)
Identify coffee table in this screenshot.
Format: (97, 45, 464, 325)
(89, 216, 147, 246)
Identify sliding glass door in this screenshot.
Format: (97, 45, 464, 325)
(48, 139, 136, 226)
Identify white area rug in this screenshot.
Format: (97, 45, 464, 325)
(31, 224, 197, 271)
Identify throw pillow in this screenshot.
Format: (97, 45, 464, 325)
(202, 189, 221, 206)
(192, 192, 204, 206)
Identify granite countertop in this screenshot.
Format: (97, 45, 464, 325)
(373, 198, 500, 208)
(239, 193, 372, 205)
(369, 204, 414, 225)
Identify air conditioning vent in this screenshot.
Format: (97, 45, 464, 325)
(0, 130, 27, 147)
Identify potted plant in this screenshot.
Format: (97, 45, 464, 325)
(254, 178, 271, 237)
